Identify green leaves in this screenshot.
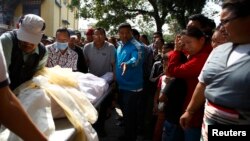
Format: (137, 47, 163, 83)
(73, 0, 207, 34)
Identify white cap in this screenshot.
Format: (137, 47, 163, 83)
(17, 14, 45, 44)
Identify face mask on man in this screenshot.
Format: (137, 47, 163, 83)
(56, 42, 68, 50)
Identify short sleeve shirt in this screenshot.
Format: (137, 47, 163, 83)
(201, 43, 250, 109)
(83, 41, 116, 77)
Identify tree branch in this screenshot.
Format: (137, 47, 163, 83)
(122, 7, 154, 16)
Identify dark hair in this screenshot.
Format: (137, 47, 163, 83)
(208, 19, 216, 29)
(188, 14, 213, 28)
(95, 27, 106, 37)
(42, 34, 48, 40)
(56, 27, 70, 37)
(222, 0, 250, 17)
(188, 14, 215, 37)
(67, 28, 76, 36)
(158, 38, 165, 44)
(18, 15, 25, 23)
(108, 36, 118, 47)
(163, 42, 175, 50)
(181, 27, 205, 40)
(153, 31, 163, 38)
(75, 31, 81, 37)
(118, 23, 132, 31)
(132, 28, 140, 40)
(132, 29, 140, 36)
(141, 34, 150, 45)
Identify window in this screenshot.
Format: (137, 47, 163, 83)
(23, 0, 41, 16)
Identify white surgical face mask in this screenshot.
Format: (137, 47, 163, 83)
(56, 42, 68, 50)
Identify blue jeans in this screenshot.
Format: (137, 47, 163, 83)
(162, 120, 201, 141)
(162, 120, 184, 141)
(184, 127, 201, 141)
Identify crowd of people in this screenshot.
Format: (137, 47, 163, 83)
(0, 0, 250, 141)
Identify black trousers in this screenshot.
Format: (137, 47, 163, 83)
(119, 89, 143, 141)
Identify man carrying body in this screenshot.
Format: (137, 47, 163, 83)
(0, 14, 47, 90)
(0, 41, 47, 141)
(83, 27, 116, 137)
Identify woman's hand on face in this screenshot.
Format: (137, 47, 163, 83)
(174, 35, 184, 51)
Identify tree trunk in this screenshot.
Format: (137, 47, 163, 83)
(155, 19, 163, 33)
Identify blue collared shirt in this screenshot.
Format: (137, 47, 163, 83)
(116, 37, 144, 91)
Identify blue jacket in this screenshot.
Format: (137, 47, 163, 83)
(116, 37, 144, 91)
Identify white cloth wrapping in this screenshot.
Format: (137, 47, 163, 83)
(0, 84, 55, 141)
(0, 66, 109, 141)
(51, 72, 109, 119)
(76, 72, 109, 104)
(100, 72, 114, 84)
(33, 75, 98, 141)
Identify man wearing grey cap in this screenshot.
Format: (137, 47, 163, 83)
(0, 14, 48, 90)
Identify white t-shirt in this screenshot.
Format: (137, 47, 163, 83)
(227, 43, 250, 66)
(0, 41, 9, 87)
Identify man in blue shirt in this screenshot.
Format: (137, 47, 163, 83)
(116, 23, 144, 141)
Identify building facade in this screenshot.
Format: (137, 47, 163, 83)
(0, 0, 79, 37)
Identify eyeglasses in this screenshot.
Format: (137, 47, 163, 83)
(220, 16, 238, 26)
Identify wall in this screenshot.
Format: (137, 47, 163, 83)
(12, 0, 79, 37)
(41, 0, 55, 37)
